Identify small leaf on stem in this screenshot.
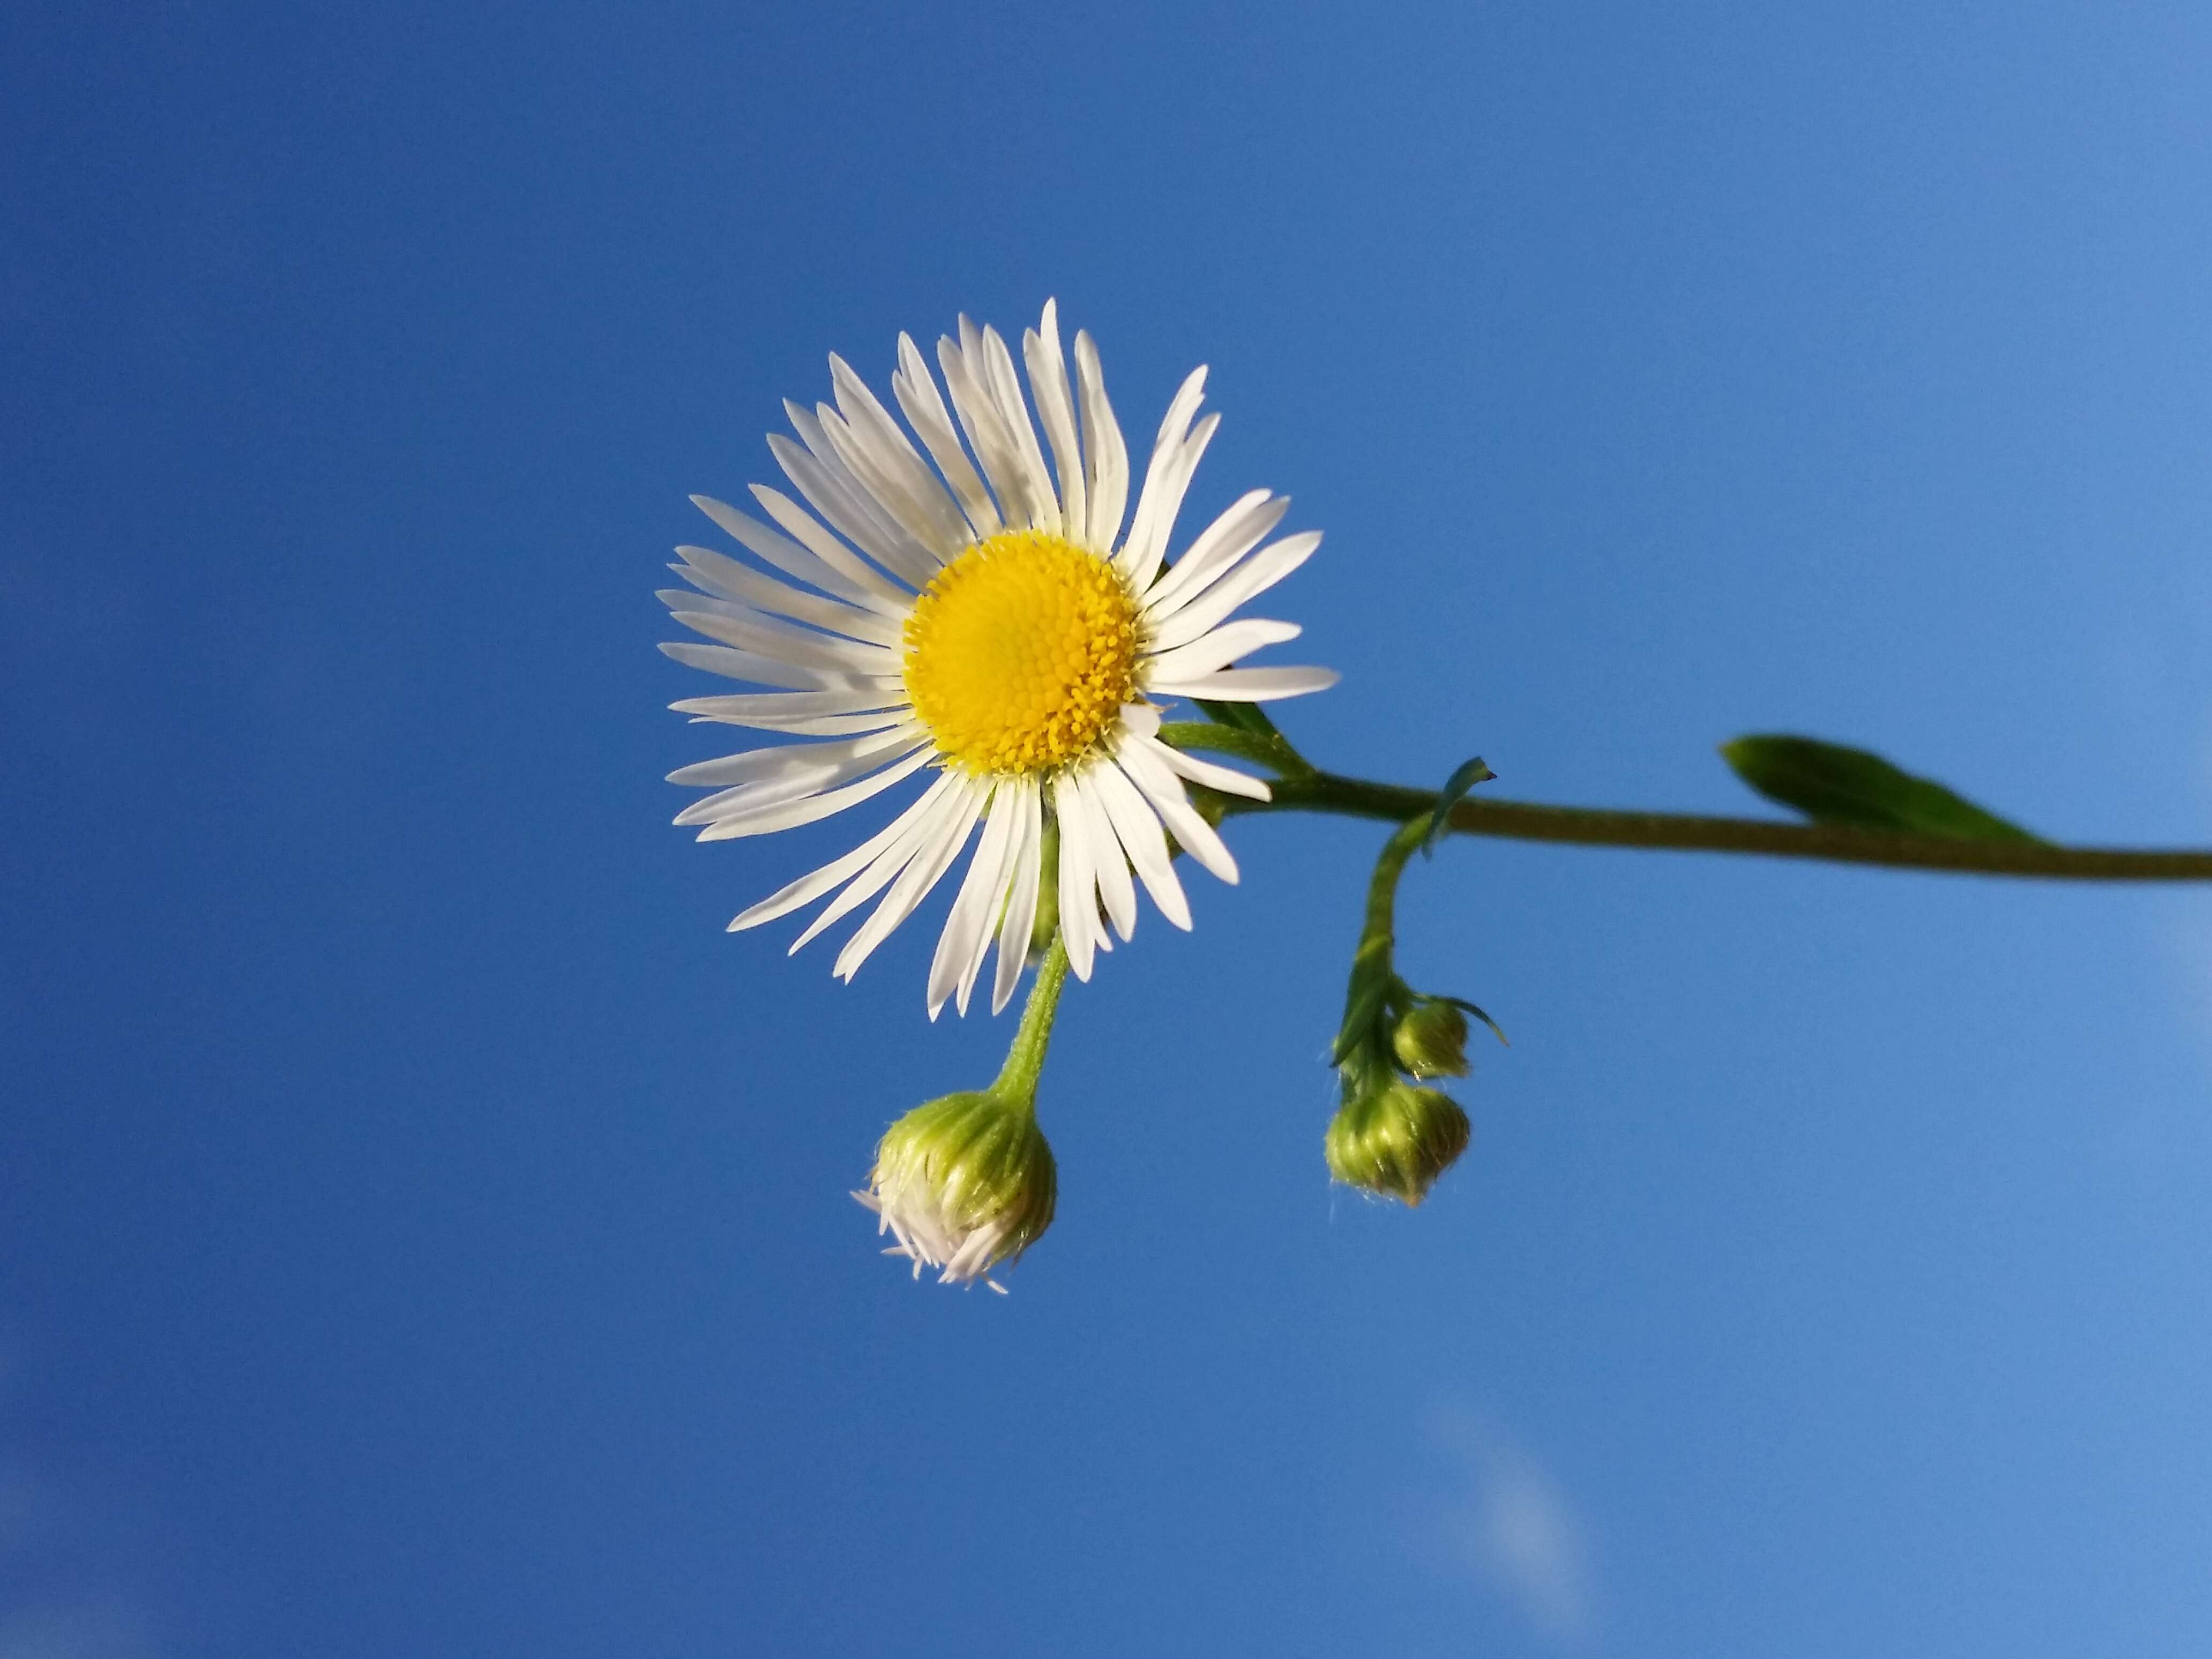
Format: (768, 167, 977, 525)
(1721, 734, 2042, 843)
(1440, 996, 1511, 1048)
(1422, 756, 1497, 856)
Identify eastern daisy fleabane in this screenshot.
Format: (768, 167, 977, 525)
(660, 301, 1337, 1017)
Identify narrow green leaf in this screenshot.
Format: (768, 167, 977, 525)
(1332, 975, 1392, 1067)
(1720, 734, 2042, 843)
(1421, 756, 1497, 856)
(1440, 996, 1510, 1047)
(1193, 698, 1283, 739)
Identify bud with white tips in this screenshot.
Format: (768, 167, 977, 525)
(858, 1089, 1057, 1288)
(858, 932, 1072, 1289)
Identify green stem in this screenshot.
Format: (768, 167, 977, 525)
(1356, 815, 1428, 986)
(1029, 819, 1062, 956)
(992, 932, 1070, 1107)
(1159, 720, 1314, 778)
(1222, 772, 2212, 883)
(1334, 813, 1428, 1071)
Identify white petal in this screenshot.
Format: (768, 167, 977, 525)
(1140, 489, 1287, 616)
(827, 353, 970, 557)
(1022, 301, 1087, 539)
(940, 323, 1040, 532)
(928, 780, 1021, 1019)
(1130, 732, 1273, 802)
(746, 485, 916, 615)
(1051, 772, 1101, 982)
(814, 404, 965, 566)
(834, 776, 990, 980)
(657, 640, 885, 693)
(893, 332, 1002, 540)
(672, 687, 906, 723)
(955, 802, 1021, 1017)
(1141, 617, 1304, 683)
(668, 722, 917, 789)
(667, 604, 900, 677)
(670, 548, 903, 646)
(662, 586, 897, 659)
(769, 424, 935, 592)
(674, 727, 927, 825)
(1143, 531, 1322, 653)
(1114, 738, 1240, 884)
(675, 701, 910, 737)
(789, 774, 971, 951)
(1149, 665, 1340, 702)
(694, 746, 935, 842)
(1092, 758, 1192, 930)
(991, 780, 1044, 1015)
(1117, 366, 1207, 554)
(729, 771, 962, 932)
(708, 714, 903, 737)
(1115, 366, 1208, 583)
(784, 403, 940, 584)
(1073, 331, 1130, 554)
(1154, 364, 1210, 451)
(1118, 702, 1163, 739)
(691, 494, 908, 618)
(977, 323, 1059, 534)
(1126, 413, 1221, 593)
(1073, 768, 1138, 943)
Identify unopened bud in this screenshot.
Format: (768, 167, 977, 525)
(1324, 1080, 1470, 1207)
(856, 1090, 1057, 1287)
(1392, 999, 1471, 1078)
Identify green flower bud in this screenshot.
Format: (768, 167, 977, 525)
(1324, 1080, 1470, 1207)
(856, 1090, 1057, 1288)
(1392, 998, 1471, 1078)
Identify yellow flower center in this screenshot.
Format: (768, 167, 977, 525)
(902, 530, 1141, 775)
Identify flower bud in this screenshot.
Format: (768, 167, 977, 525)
(856, 1090, 1057, 1287)
(1324, 1080, 1470, 1207)
(1392, 998, 1471, 1078)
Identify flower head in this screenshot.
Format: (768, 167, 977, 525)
(857, 1089, 1057, 1288)
(661, 302, 1337, 1015)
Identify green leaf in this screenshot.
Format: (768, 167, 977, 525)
(1720, 734, 2042, 843)
(1331, 982, 1388, 1068)
(1193, 698, 1283, 739)
(1440, 996, 1510, 1048)
(1421, 756, 1497, 856)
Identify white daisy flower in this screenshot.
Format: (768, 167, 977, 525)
(661, 301, 1337, 1018)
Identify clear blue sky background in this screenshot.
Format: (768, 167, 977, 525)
(6, 2, 2212, 1654)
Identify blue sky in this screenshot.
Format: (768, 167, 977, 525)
(5, 2, 2212, 1654)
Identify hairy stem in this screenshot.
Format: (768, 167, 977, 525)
(1212, 772, 2212, 882)
(993, 933, 1071, 1107)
